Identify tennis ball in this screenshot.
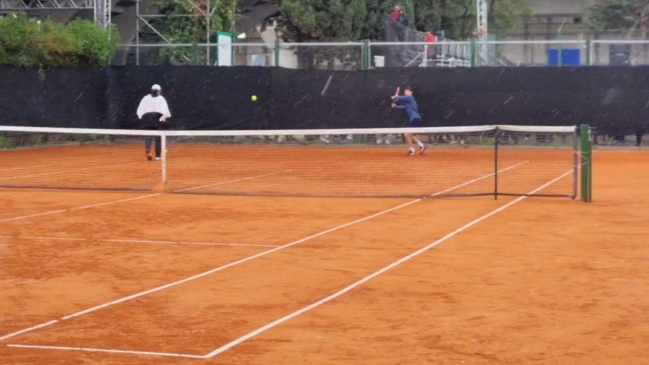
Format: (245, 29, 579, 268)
(251, 95, 257, 101)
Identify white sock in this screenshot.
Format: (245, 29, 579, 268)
(409, 147, 415, 153)
(417, 141, 424, 147)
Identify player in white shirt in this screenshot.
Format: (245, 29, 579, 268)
(136, 84, 171, 161)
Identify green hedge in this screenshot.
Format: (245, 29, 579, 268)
(0, 13, 120, 67)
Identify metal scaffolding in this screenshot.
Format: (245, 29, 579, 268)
(0, 0, 92, 10)
(94, 0, 110, 28)
(135, 0, 216, 65)
(0, 0, 110, 29)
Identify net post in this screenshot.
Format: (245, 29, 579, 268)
(161, 134, 167, 185)
(572, 126, 579, 199)
(579, 124, 592, 202)
(493, 126, 500, 200)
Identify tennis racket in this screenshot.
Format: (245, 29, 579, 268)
(391, 86, 401, 108)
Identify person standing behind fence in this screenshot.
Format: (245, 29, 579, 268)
(397, 9, 409, 27)
(137, 84, 171, 161)
(425, 31, 436, 59)
(390, 5, 401, 22)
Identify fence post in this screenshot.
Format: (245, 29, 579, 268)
(557, 22, 565, 67)
(362, 39, 370, 70)
(585, 39, 592, 66)
(470, 38, 477, 67)
(192, 43, 199, 65)
(274, 39, 280, 67)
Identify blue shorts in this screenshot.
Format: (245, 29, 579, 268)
(408, 118, 423, 128)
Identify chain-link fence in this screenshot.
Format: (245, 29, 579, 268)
(118, 38, 649, 68)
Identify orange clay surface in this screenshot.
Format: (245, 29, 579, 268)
(0, 149, 647, 365)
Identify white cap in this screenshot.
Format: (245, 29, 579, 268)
(151, 84, 161, 91)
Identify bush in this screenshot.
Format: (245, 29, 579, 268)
(0, 13, 120, 67)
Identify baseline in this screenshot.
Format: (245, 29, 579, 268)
(7, 344, 206, 359)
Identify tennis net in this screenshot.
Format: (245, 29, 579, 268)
(0, 125, 583, 198)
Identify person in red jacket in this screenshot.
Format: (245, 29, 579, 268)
(425, 31, 436, 58)
(390, 5, 401, 22)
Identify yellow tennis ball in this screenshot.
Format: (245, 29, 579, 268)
(251, 95, 257, 101)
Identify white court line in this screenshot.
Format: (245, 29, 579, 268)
(0, 321, 59, 342)
(430, 161, 528, 197)
(6, 344, 206, 359)
(0, 235, 278, 248)
(0, 194, 159, 223)
(59, 199, 421, 322)
(175, 170, 293, 193)
(103, 238, 278, 248)
(0, 163, 527, 345)
(0, 171, 288, 224)
(204, 168, 574, 358)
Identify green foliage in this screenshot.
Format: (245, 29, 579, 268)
(0, 13, 119, 67)
(65, 20, 121, 66)
(413, 0, 530, 39)
(489, 0, 532, 37)
(148, 0, 236, 65)
(275, 0, 529, 44)
(276, 0, 367, 68)
(587, 0, 649, 33)
(278, 0, 367, 41)
(361, 0, 392, 39)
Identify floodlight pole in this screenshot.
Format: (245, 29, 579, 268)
(476, 0, 488, 64)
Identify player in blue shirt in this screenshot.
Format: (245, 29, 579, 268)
(392, 86, 426, 156)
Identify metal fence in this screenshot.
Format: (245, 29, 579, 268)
(116, 39, 649, 68)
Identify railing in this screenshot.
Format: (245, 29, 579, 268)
(115, 39, 649, 68)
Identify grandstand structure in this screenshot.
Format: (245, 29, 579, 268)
(0, 0, 116, 29)
(381, 0, 514, 68)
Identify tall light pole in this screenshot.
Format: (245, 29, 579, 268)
(476, 0, 488, 64)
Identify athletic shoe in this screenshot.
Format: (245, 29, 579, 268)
(419, 145, 426, 155)
(407, 150, 415, 156)
(154, 157, 161, 161)
(146, 153, 153, 161)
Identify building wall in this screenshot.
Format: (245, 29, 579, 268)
(526, 0, 603, 17)
(496, 0, 649, 66)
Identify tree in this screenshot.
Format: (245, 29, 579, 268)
(275, 0, 367, 68)
(413, 0, 530, 39)
(146, 0, 236, 65)
(274, 0, 529, 45)
(587, 0, 649, 37)
(0, 13, 119, 67)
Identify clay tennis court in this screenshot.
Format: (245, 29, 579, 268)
(0, 148, 647, 365)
